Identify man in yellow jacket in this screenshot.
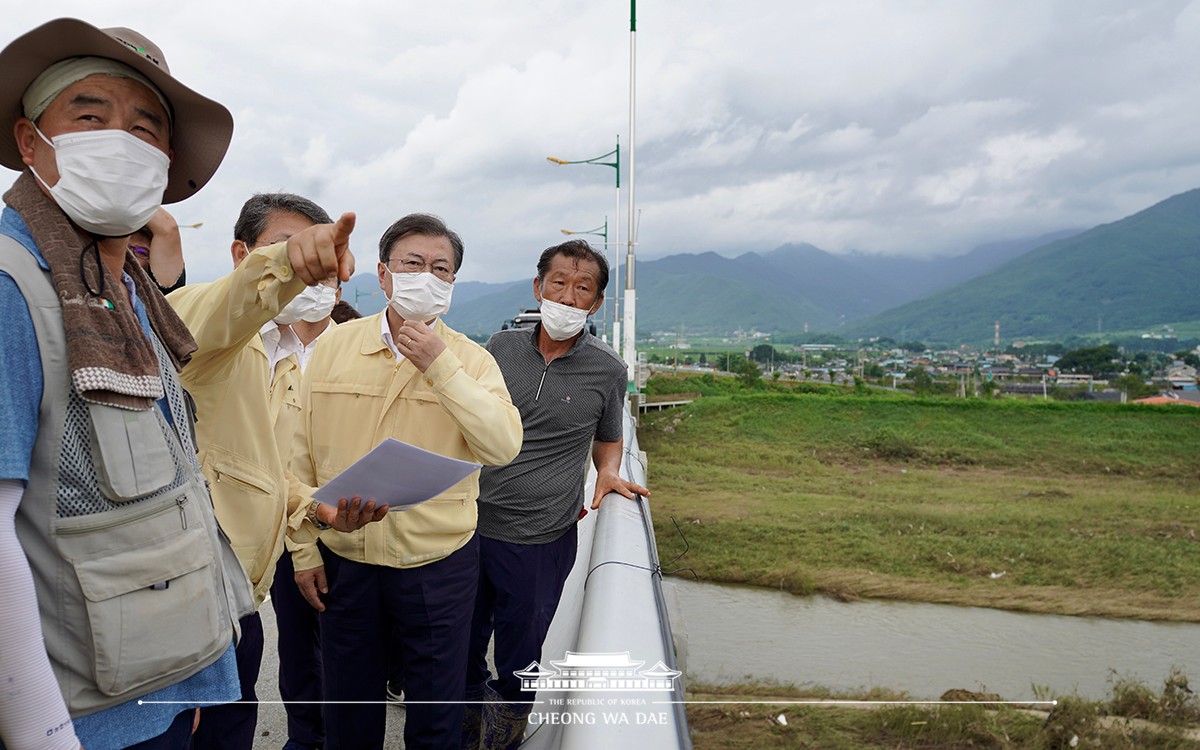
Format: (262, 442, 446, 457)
(238, 194, 343, 750)
(289, 212, 522, 750)
(168, 198, 386, 749)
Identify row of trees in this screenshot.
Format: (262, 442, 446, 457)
(1055, 343, 1198, 375)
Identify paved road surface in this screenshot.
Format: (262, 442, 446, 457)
(252, 596, 408, 749)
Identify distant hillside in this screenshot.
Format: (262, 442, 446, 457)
(342, 227, 1091, 339)
(842, 189, 1200, 344)
(841, 229, 1081, 298)
(440, 233, 1072, 337)
(340, 276, 530, 325)
(442, 280, 536, 334)
(636, 251, 842, 333)
(438, 249, 868, 337)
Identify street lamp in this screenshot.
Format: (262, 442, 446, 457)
(560, 219, 612, 343)
(541, 0, 638, 386)
(560, 222, 606, 239)
(625, 0, 639, 385)
(353, 288, 380, 308)
(546, 139, 621, 357)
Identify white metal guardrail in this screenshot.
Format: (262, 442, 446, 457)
(520, 406, 691, 750)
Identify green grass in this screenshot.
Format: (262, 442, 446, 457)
(686, 672, 1200, 749)
(641, 393, 1200, 619)
(645, 372, 899, 399)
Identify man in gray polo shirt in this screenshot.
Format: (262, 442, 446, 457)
(463, 239, 649, 749)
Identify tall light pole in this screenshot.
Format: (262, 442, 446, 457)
(546, 139, 621, 357)
(560, 219, 611, 343)
(624, 0, 639, 384)
(353, 288, 380, 308)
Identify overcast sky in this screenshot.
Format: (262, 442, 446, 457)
(6, 1, 1200, 285)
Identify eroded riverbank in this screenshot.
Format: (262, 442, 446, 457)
(665, 578, 1200, 701)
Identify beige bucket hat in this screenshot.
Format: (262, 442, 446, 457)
(0, 17, 233, 203)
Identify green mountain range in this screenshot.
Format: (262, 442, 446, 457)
(417, 232, 1062, 337)
(844, 188, 1200, 344)
(341, 188, 1198, 344)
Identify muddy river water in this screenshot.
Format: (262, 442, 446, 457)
(663, 577, 1200, 701)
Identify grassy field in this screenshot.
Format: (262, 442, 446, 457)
(639, 392, 1200, 620)
(685, 675, 1200, 749)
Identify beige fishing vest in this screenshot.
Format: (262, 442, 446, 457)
(0, 234, 253, 716)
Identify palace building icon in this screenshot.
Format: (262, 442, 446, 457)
(516, 651, 681, 692)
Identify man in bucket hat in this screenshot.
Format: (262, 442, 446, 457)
(0, 18, 367, 749)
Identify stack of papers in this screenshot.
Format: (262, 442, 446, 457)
(311, 438, 482, 512)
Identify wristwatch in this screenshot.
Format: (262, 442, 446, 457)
(306, 502, 332, 531)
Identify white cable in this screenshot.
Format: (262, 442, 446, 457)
(0, 479, 80, 749)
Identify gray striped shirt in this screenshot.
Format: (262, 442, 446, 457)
(477, 327, 625, 544)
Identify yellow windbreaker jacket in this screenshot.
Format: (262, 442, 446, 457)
(167, 242, 305, 606)
(287, 313, 522, 571)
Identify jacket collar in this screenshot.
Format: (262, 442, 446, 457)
(530, 322, 591, 361)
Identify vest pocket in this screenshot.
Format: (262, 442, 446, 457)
(88, 402, 175, 501)
(55, 489, 227, 697)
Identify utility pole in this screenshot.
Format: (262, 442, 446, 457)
(674, 323, 680, 372)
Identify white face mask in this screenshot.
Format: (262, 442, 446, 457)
(386, 270, 454, 322)
(539, 297, 591, 341)
(275, 283, 337, 325)
(30, 126, 170, 237)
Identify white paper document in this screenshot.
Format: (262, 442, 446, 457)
(311, 438, 482, 511)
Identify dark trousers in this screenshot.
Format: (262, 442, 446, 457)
(126, 707, 195, 749)
(466, 526, 577, 704)
(321, 536, 479, 750)
(270, 549, 324, 748)
(386, 623, 405, 693)
(193, 611, 264, 750)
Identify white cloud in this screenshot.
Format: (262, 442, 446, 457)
(983, 129, 1086, 182)
(3, 0, 1200, 283)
